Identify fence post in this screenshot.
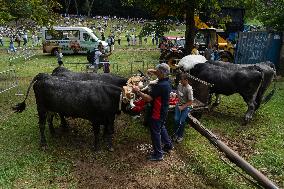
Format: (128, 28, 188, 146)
(279, 32, 284, 76)
(0, 69, 18, 94)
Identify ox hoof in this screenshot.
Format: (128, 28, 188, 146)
(40, 144, 48, 151)
(107, 146, 114, 152)
(243, 116, 251, 125)
(93, 145, 100, 152)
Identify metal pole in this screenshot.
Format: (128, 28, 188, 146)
(188, 115, 279, 189)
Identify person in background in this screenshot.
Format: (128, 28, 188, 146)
(126, 33, 130, 46)
(9, 35, 16, 52)
(101, 32, 105, 41)
(55, 49, 63, 66)
(106, 35, 112, 52)
(23, 31, 28, 47)
(117, 34, 121, 46)
(0, 33, 4, 46)
(173, 73, 193, 143)
(132, 63, 173, 161)
(151, 32, 155, 45)
(144, 36, 147, 44)
(15, 34, 21, 47)
(204, 44, 214, 60)
(138, 34, 142, 46)
(212, 44, 220, 60)
(110, 34, 115, 51)
(92, 43, 112, 73)
(98, 44, 111, 73)
(191, 43, 199, 55)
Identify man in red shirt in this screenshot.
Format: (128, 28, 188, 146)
(133, 63, 173, 161)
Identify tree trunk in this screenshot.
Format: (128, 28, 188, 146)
(74, 0, 79, 15)
(184, 0, 196, 55)
(64, 0, 71, 14)
(88, 0, 95, 17)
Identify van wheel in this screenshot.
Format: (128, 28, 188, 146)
(51, 48, 59, 56)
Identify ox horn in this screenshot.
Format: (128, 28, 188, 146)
(129, 97, 135, 108)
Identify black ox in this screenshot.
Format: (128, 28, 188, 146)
(180, 61, 275, 123)
(206, 61, 276, 110)
(49, 66, 128, 129)
(13, 73, 129, 151)
(52, 66, 128, 87)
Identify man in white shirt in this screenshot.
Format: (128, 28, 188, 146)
(92, 43, 111, 73)
(0, 33, 3, 46)
(23, 32, 28, 47)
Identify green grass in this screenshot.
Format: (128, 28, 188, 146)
(0, 45, 284, 188)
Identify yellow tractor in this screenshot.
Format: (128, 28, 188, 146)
(160, 16, 235, 68)
(195, 28, 235, 62)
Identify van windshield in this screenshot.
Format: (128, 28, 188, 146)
(89, 31, 98, 41)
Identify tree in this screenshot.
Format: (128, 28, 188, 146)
(121, 0, 221, 55)
(74, 0, 79, 15)
(82, 0, 95, 17)
(0, 0, 60, 27)
(63, 0, 72, 15)
(254, 0, 284, 30)
(221, 0, 284, 31)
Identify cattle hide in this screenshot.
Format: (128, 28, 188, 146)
(207, 61, 276, 109)
(189, 63, 264, 123)
(13, 73, 125, 151)
(52, 66, 128, 88)
(50, 66, 128, 130)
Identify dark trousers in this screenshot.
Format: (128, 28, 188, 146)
(150, 118, 172, 158)
(23, 38, 27, 46)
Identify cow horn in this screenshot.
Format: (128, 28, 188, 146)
(129, 98, 135, 108)
(141, 85, 149, 92)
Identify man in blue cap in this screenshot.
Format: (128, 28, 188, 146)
(133, 63, 173, 161)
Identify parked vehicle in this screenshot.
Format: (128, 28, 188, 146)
(41, 26, 108, 55)
(160, 28, 234, 68)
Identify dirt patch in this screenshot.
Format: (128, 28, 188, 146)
(51, 114, 226, 188)
(72, 140, 208, 189)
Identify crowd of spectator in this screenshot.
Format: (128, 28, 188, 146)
(0, 15, 185, 53)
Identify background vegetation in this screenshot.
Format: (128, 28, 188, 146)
(0, 37, 283, 188)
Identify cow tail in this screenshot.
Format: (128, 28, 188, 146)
(262, 70, 277, 104)
(12, 73, 46, 113)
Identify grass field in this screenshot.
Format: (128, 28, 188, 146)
(0, 45, 284, 188)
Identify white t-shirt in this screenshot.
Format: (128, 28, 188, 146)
(177, 84, 193, 106)
(94, 50, 102, 65)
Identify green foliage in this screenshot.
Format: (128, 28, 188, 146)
(222, 0, 284, 30)
(255, 0, 284, 30)
(139, 20, 173, 37)
(0, 0, 61, 27)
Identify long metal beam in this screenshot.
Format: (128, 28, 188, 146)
(188, 115, 279, 189)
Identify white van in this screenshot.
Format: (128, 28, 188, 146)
(42, 26, 108, 54)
